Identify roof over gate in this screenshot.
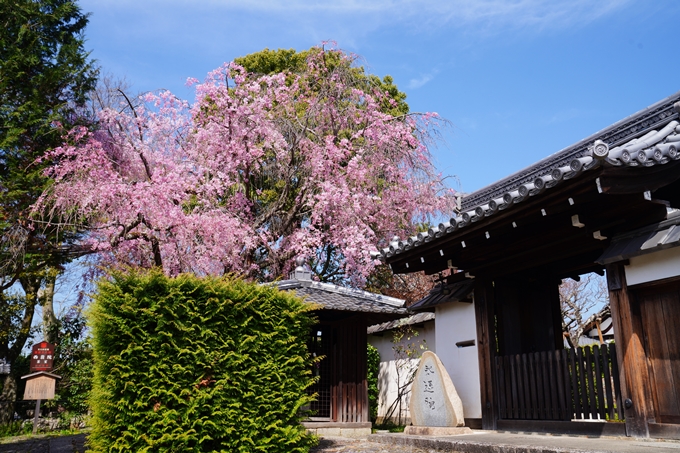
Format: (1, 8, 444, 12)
(377, 91, 680, 279)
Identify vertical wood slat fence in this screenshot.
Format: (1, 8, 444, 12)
(495, 344, 624, 421)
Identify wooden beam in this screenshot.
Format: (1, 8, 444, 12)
(389, 176, 599, 271)
(474, 278, 498, 429)
(606, 262, 653, 437)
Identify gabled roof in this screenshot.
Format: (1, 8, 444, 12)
(408, 278, 475, 312)
(377, 92, 680, 263)
(274, 279, 407, 315)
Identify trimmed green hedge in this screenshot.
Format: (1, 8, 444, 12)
(88, 270, 316, 453)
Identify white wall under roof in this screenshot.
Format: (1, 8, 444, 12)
(369, 320, 435, 425)
(624, 245, 680, 286)
(435, 299, 482, 419)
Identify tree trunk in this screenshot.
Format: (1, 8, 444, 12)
(0, 374, 17, 424)
(12, 276, 39, 361)
(41, 268, 58, 343)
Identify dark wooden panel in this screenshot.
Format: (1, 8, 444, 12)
(648, 422, 680, 440)
(660, 291, 680, 423)
(635, 281, 680, 424)
(607, 262, 653, 437)
(528, 354, 539, 419)
(610, 343, 624, 421)
(521, 354, 532, 420)
(496, 345, 622, 423)
(601, 345, 615, 421)
(474, 279, 498, 429)
(495, 356, 507, 419)
(561, 350, 572, 421)
(510, 355, 519, 419)
(569, 348, 582, 420)
(593, 346, 606, 420)
(554, 351, 566, 420)
(585, 347, 597, 419)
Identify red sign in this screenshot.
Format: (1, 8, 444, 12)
(30, 341, 55, 372)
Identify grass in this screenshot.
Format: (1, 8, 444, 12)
(372, 421, 406, 433)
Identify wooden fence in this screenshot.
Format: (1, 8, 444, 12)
(495, 344, 624, 421)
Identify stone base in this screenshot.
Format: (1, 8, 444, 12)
(403, 426, 473, 436)
(303, 421, 372, 439)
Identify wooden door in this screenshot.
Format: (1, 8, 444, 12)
(635, 281, 680, 424)
(308, 326, 333, 420)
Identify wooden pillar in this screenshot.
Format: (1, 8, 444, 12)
(606, 262, 652, 437)
(474, 278, 498, 429)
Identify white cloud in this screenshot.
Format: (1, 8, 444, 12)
(408, 70, 438, 89)
(547, 108, 582, 124)
(89, 0, 633, 33)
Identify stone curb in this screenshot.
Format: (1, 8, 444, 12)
(369, 433, 658, 453)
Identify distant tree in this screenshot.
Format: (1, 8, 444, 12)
(0, 0, 97, 424)
(234, 46, 409, 117)
(560, 273, 609, 348)
(366, 265, 443, 306)
(36, 45, 454, 284)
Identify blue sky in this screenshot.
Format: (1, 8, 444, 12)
(79, 0, 680, 195)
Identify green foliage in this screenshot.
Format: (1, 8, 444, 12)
(366, 344, 380, 423)
(235, 48, 310, 75)
(0, 0, 98, 289)
(234, 46, 409, 118)
(0, 291, 35, 353)
(88, 269, 317, 453)
(0, 420, 31, 438)
(43, 304, 93, 419)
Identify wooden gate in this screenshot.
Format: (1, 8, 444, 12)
(635, 281, 680, 425)
(495, 344, 624, 421)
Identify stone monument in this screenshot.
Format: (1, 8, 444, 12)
(404, 351, 472, 435)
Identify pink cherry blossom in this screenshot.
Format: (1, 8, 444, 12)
(36, 46, 456, 285)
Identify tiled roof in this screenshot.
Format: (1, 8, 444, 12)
(408, 279, 475, 312)
(274, 279, 407, 315)
(367, 312, 435, 335)
(374, 93, 680, 262)
(597, 209, 680, 264)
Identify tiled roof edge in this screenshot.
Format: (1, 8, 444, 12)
(367, 312, 435, 334)
(303, 280, 405, 307)
(462, 91, 680, 210)
(271, 279, 405, 307)
(379, 94, 680, 262)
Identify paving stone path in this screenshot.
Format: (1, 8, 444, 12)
(311, 437, 438, 453)
(0, 434, 437, 453)
(0, 434, 86, 453)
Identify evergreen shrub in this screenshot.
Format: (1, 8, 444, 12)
(366, 344, 380, 423)
(88, 269, 316, 453)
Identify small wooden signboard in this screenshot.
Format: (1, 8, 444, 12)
(23, 372, 60, 400)
(23, 341, 60, 435)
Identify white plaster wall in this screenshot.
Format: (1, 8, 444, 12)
(434, 300, 482, 419)
(368, 321, 435, 424)
(624, 246, 680, 286)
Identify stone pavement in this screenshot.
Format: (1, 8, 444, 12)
(0, 434, 86, 453)
(2, 431, 680, 453)
(372, 431, 680, 453)
(311, 436, 435, 452)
